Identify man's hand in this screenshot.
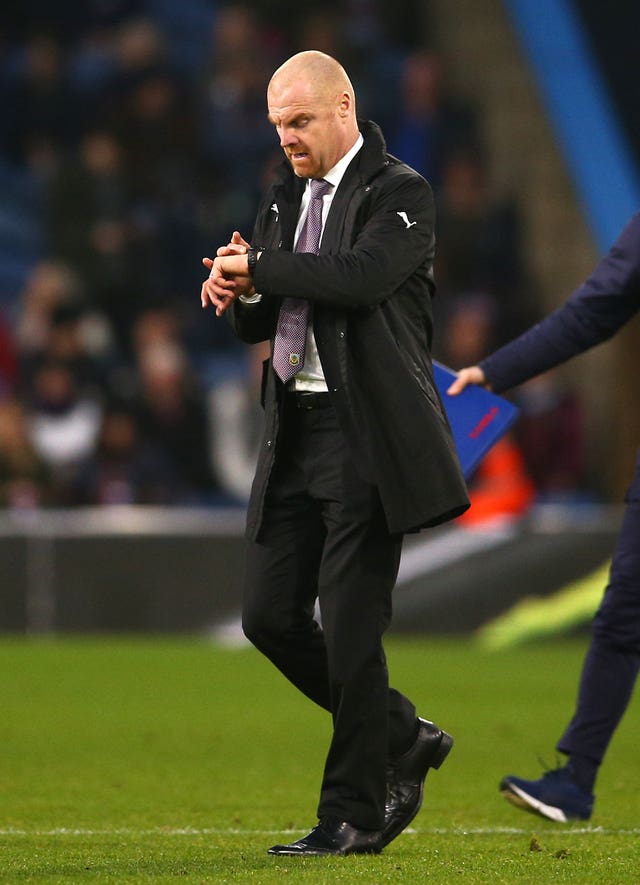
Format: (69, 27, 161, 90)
(447, 366, 490, 395)
(217, 230, 251, 257)
(201, 250, 254, 316)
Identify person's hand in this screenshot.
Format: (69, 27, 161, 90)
(217, 230, 251, 257)
(201, 253, 253, 316)
(447, 366, 490, 395)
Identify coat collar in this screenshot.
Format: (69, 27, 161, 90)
(354, 119, 390, 184)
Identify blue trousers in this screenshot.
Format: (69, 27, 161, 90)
(558, 451, 640, 766)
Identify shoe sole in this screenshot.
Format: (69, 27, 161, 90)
(501, 781, 569, 823)
(267, 845, 382, 856)
(381, 730, 454, 847)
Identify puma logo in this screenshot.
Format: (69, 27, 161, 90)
(397, 211, 417, 229)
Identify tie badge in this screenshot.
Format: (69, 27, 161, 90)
(288, 353, 301, 366)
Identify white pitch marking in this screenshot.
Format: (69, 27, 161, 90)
(2, 825, 638, 837)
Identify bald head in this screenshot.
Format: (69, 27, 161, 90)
(269, 51, 355, 107)
(267, 51, 360, 179)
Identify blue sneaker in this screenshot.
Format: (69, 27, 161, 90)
(500, 767, 594, 822)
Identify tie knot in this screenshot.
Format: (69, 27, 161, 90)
(310, 178, 332, 200)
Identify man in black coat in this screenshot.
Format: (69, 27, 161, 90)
(202, 50, 469, 856)
(449, 210, 640, 823)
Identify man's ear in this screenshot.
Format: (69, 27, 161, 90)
(338, 92, 351, 118)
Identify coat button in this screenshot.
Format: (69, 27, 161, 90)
(339, 331, 345, 338)
(266, 440, 272, 447)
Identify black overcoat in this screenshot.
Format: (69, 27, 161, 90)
(229, 120, 469, 538)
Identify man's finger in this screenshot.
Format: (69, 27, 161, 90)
(447, 377, 466, 395)
(217, 244, 247, 257)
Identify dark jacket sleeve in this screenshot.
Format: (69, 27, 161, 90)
(252, 172, 435, 309)
(480, 211, 640, 393)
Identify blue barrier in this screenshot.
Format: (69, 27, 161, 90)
(504, 0, 640, 251)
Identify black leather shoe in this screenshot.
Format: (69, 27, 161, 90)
(382, 718, 453, 847)
(268, 817, 383, 856)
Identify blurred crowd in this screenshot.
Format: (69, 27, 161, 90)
(0, 0, 588, 513)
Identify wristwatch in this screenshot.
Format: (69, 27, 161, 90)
(247, 247, 261, 277)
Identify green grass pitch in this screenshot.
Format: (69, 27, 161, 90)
(1, 635, 638, 883)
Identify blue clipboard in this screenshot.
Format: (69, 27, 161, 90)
(433, 361, 519, 479)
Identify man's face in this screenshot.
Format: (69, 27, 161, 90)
(267, 79, 349, 179)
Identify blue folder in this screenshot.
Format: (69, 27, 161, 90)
(433, 361, 519, 479)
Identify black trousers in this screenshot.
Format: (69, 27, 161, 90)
(242, 398, 418, 830)
(558, 451, 640, 769)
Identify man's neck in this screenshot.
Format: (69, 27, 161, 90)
(322, 132, 364, 190)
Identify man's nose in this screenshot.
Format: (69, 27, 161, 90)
(279, 127, 297, 148)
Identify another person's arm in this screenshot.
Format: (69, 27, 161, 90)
(449, 211, 640, 395)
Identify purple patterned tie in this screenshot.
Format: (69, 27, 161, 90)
(272, 178, 332, 383)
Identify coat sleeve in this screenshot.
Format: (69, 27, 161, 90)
(250, 171, 435, 310)
(480, 211, 640, 393)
